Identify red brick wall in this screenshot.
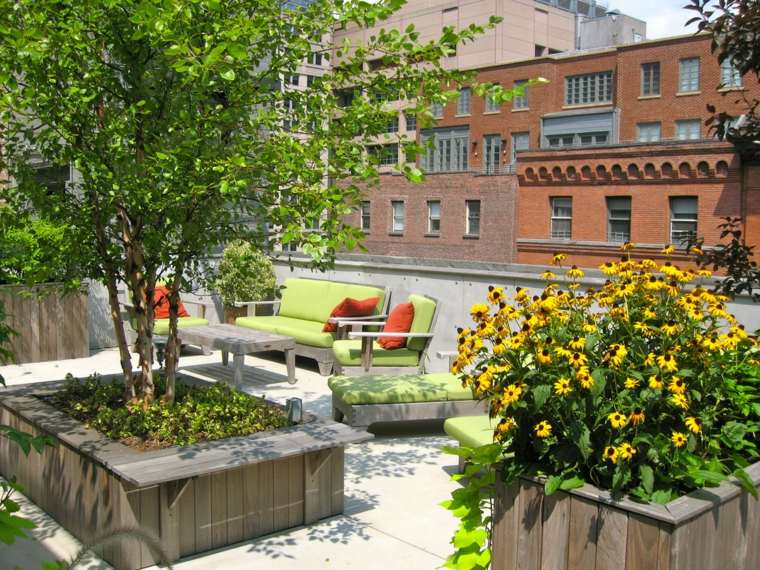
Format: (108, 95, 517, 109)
(744, 164, 760, 256)
(346, 172, 518, 263)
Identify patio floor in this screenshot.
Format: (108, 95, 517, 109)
(0, 348, 460, 569)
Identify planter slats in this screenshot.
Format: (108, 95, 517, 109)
(595, 506, 627, 570)
(567, 496, 598, 570)
(540, 492, 570, 570)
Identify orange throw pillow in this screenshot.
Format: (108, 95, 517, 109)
(323, 297, 379, 332)
(153, 286, 190, 320)
(378, 302, 415, 350)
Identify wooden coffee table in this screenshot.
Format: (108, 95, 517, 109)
(177, 324, 297, 387)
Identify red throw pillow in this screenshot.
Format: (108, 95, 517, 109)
(323, 297, 379, 332)
(153, 286, 190, 319)
(378, 302, 415, 350)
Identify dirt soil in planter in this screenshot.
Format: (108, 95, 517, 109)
(40, 374, 289, 451)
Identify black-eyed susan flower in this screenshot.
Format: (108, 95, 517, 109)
(624, 377, 640, 390)
(470, 303, 489, 322)
(487, 286, 505, 305)
(537, 348, 552, 365)
(621, 242, 636, 252)
(671, 393, 689, 410)
(495, 417, 517, 441)
(648, 375, 664, 390)
(569, 336, 585, 351)
(617, 443, 636, 460)
(576, 367, 594, 390)
(541, 270, 556, 280)
(671, 431, 687, 448)
(685, 416, 702, 434)
(661, 244, 675, 255)
(501, 383, 523, 406)
(599, 261, 618, 275)
(568, 351, 588, 368)
(668, 377, 687, 395)
(604, 446, 618, 464)
(661, 320, 679, 335)
(604, 344, 627, 367)
(691, 245, 703, 255)
(657, 354, 678, 373)
(608, 412, 628, 429)
(552, 252, 567, 265)
(534, 421, 552, 438)
(566, 265, 585, 279)
(629, 408, 646, 425)
(644, 352, 656, 367)
(553, 377, 572, 396)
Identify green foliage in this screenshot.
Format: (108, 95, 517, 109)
(47, 374, 289, 448)
(0, 301, 15, 367)
(210, 240, 276, 306)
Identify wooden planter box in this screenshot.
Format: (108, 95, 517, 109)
(0, 284, 88, 364)
(492, 464, 760, 570)
(0, 378, 370, 569)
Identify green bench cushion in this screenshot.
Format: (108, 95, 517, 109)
(328, 372, 473, 405)
(332, 339, 420, 367)
(444, 415, 496, 448)
(407, 294, 436, 352)
(278, 278, 386, 323)
(154, 316, 209, 336)
(235, 315, 334, 348)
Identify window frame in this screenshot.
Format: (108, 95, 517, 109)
(404, 112, 417, 132)
(484, 85, 501, 113)
(606, 196, 632, 243)
(675, 119, 701, 141)
(391, 200, 405, 233)
(360, 201, 371, 232)
(420, 127, 470, 173)
(430, 102, 444, 120)
(456, 87, 471, 116)
(640, 62, 660, 96)
(550, 197, 572, 240)
(678, 58, 700, 93)
(564, 71, 613, 106)
(511, 132, 530, 164)
(636, 122, 662, 143)
(427, 200, 441, 234)
(670, 197, 698, 244)
(484, 134, 502, 174)
(513, 80, 529, 110)
(465, 200, 481, 237)
(720, 58, 743, 88)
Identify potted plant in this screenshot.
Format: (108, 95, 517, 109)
(444, 246, 760, 570)
(211, 240, 277, 324)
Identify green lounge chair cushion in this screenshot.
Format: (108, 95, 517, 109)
(328, 372, 473, 405)
(153, 316, 209, 336)
(407, 294, 436, 352)
(278, 278, 386, 323)
(235, 315, 335, 348)
(444, 415, 497, 448)
(331, 339, 420, 367)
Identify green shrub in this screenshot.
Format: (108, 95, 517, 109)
(46, 374, 289, 448)
(211, 240, 276, 307)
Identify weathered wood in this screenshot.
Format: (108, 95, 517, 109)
(567, 496, 598, 570)
(139, 486, 160, 566)
(594, 506, 628, 570)
(273, 459, 290, 531)
(227, 468, 244, 544)
(625, 513, 661, 570)
(159, 483, 181, 562)
(210, 472, 228, 549)
(540, 490, 570, 570)
(517, 481, 544, 570)
(331, 447, 345, 515)
(492, 476, 520, 570)
(194, 475, 212, 554)
(256, 460, 275, 536)
(657, 524, 672, 570)
(288, 455, 305, 527)
(177, 478, 196, 557)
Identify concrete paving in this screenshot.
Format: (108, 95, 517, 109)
(0, 348, 461, 570)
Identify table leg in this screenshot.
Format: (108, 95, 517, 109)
(285, 347, 296, 384)
(221, 350, 229, 366)
(233, 353, 244, 389)
(360, 336, 373, 372)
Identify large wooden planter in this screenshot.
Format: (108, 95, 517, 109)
(0, 378, 370, 569)
(0, 284, 88, 364)
(492, 464, 760, 570)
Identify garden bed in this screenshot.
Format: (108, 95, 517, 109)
(0, 375, 371, 570)
(492, 464, 760, 570)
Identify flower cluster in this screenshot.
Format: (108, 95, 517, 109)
(455, 247, 760, 502)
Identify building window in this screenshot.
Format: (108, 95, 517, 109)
(466, 200, 481, 236)
(550, 197, 572, 240)
(427, 200, 441, 234)
(670, 197, 698, 244)
(287, 74, 300, 87)
(457, 87, 471, 115)
(336, 88, 355, 107)
(33, 163, 71, 194)
(720, 58, 742, 88)
(484, 135, 501, 174)
(306, 75, 316, 88)
(641, 62, 660, 96)
(578, 132, 608, 146)
(565, 71, 613, 106)
(535, 44, 546, 57)
(675, 119, 701, 141)
(421, 127, 469, 173)
(307, 51, 323, 66)
(404, 112, 416, 132)
(360, 201, 371, 232)
(386, 116, 399, 133)
(607, 197, 631, 243)
(485, 87, 500, 113)
(637, 122, 661, 143)
(513, 80, 529, 109)
(431, 102, 444, 119)
(547, 134, 575, 148)
(391, 201, 405, 232)
(511, 132, 529, 164)
(679, 58, 700, 93)
(369, 143, 399, 167)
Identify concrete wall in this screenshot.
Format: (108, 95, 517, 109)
(274, 255, 760, 372)
(578, 14, 646, 50)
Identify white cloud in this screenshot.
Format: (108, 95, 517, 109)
(608, 0, 700, 39)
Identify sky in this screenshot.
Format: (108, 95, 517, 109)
(608, 0, 700, 39)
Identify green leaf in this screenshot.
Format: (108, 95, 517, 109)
(559, 476, 584, 491)
(639, 464, 654, 494)
(688, 469, 727, 486)
(533, 384, 551, 409)
(569, 422, 592, 460)
(220, 69, 236, 81)
(650, 489, 672, 504)
(732, 467, 758, 499)
(544, 475, 562, 496)
(590, 368, 607, 398)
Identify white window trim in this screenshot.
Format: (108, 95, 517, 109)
(550, 197, 572, 240)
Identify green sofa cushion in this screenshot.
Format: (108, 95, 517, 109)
(235, 315, 335, 348)
(444, 415, 496, 448)
(329, 372, 472, 405)
(407, 294, 436, 352)
(154, 316, 209, 336)
(332, 339, 420, 367)
(278, 278, 386, 323)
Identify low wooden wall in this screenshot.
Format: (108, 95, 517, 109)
(0, 284, 88, 364)
(492, 467, 760, 570)
(0, 385, 349, 570)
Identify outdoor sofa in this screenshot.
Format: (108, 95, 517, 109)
(234, 277, 389, 375)
(444, 415, 498, 471)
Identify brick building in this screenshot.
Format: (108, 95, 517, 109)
(348, 33, 760, 267)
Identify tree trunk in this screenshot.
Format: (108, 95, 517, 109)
(124, 244, 155, 404)
(163, 273, 183, 405)
(103, 277, 134, 396)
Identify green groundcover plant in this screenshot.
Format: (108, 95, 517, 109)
(46, 374, 288, 449)
(442, 247, 760, 569)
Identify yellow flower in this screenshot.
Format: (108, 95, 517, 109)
(643, 308, 656, 320)
(701, 334, 720, 350)
(534, 421, 552, 438)
(495, 417, 517, 440)
(552, 252, 567, 265)
(501, 383, 523, 406)
(568, 351, 588, 368)
(617, 443, 636, 460)
(554, 346, 572, 359)
(671, 431, 687, 448)
(621, 241, 636, 252)
(582, 322, 597, 334)
(608, 412, 628, 429)
(541, 270, 556, 280)
(492, 337, 507, 355)
(599, 261, 618, 275)
(648, 375, 664, 390)
(576, 367, 594, 389)
(536, 348, 552, 365)
(660, 320, 679, 335)
(553, 377, 573, 396)
(691, 245, 703, 255)
(604, 344, 627, 367)
(644, 352, 656, 367)
(566, 265, 585, 279)
(604, 446, 618, 464)
(470, 303, 490, 322)
(661, 244, 675, 255)
(629, 407, 646, 425)
(657, 354, 678, 373)
(487, 286, 505, 305)
(671, 393, 689, 410)
(568, 336, 585, 351)
(624, 377, 640, 390)
(685, 416, 703, 434)
(633, 322, 651, 336)
(668, 377, 687, 395)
